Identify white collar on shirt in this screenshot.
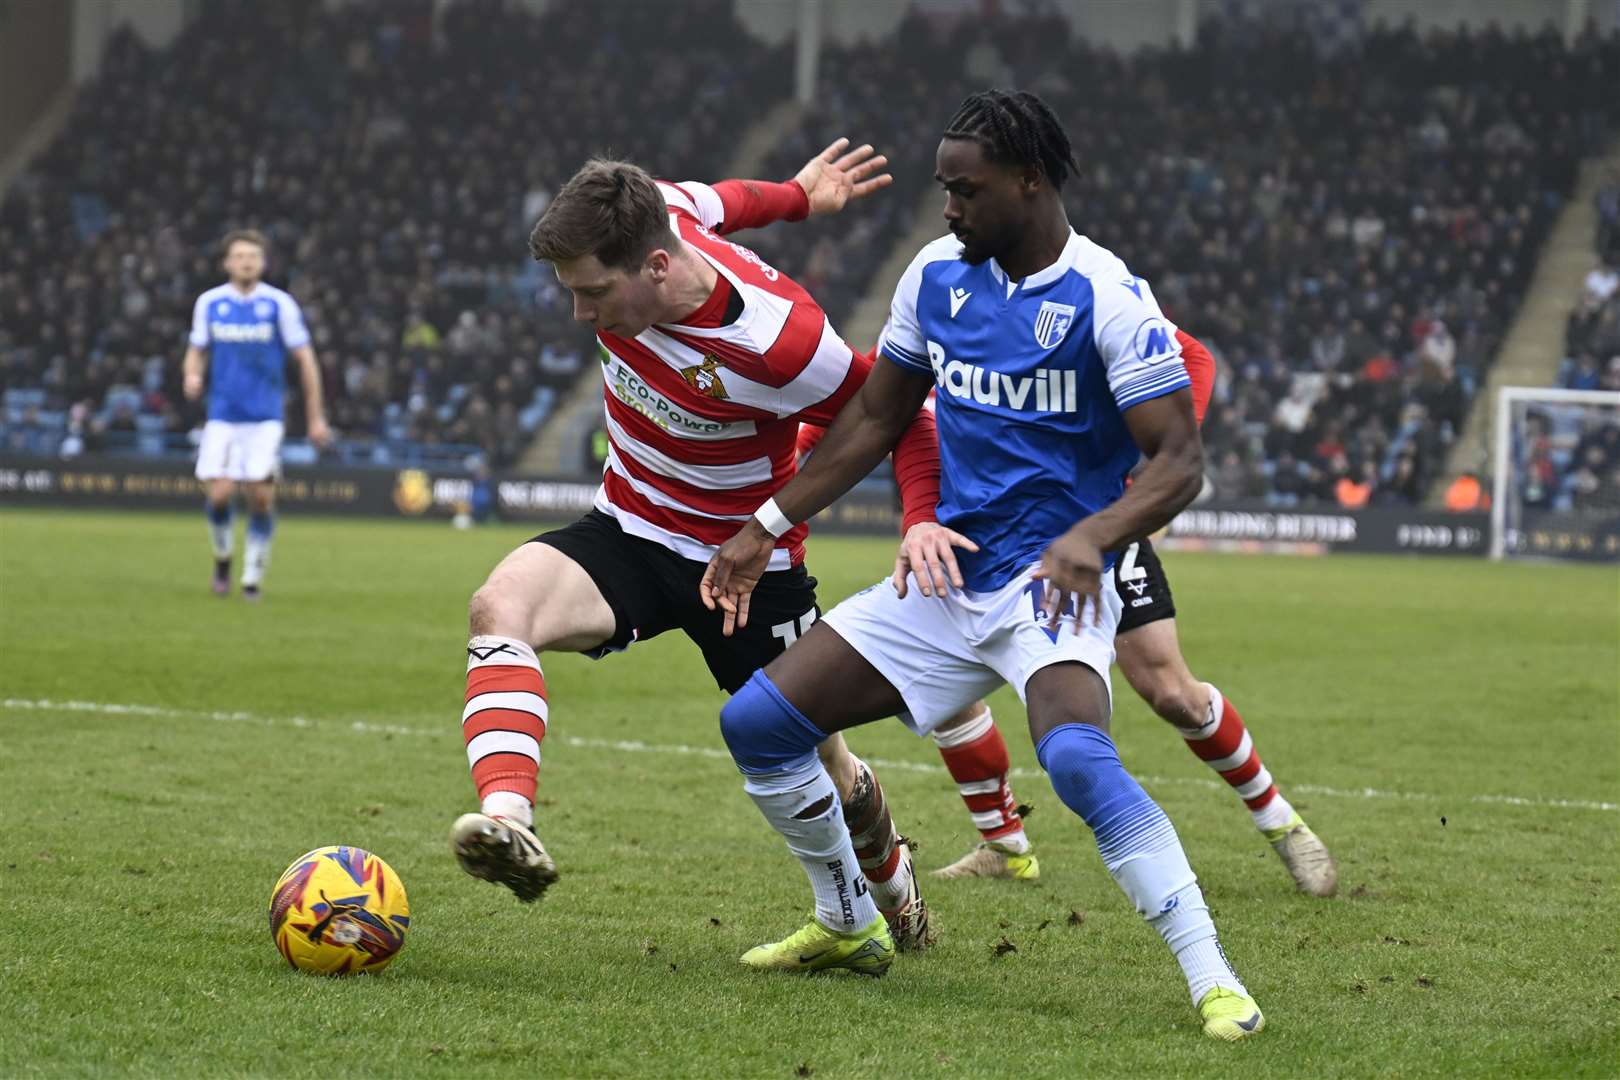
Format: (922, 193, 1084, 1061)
(988, 229, 1082, 297)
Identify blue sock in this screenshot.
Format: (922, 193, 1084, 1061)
(206, 502, 233, 559)
(720, 672, 878, 931)
(1038, 722, 1245, 1002)
(1037, 722, 1178, 874)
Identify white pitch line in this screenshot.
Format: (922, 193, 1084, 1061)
(4, 697, 1616, 814)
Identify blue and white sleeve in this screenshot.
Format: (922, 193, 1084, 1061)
(189, 294, 211, 348)
(876, 248, 933, 374)
(278, 295, 312, 351)
(1094, 273, 1189, 411)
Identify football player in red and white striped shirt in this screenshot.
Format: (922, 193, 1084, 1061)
(449, 144, 962, 950)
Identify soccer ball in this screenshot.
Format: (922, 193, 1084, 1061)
(269, 845, 410, 975)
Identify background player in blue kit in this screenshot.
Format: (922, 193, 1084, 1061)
(702, 90, 1264, 1040)
(182, 230, 330, 599)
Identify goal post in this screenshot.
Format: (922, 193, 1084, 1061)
(1490, 386, 1620, 561)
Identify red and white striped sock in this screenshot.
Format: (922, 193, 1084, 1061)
(1182, 683, 1295, 833)
(842, 757, 911, 909)
(932, 706, 1030, 853)
(463, 635, 547, 829)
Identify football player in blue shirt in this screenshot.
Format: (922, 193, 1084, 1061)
(702, 91, 1263, 1040)
(182, 230, 330, 599)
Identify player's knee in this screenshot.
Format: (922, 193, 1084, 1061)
(815, 736, 858, 798)
(467, 583, 521, 638)
(936, 701, 987, 734)
(1142, 676, 1206, 731)
(1035, 722, 1150, 830)
(721, 671, 826, 774)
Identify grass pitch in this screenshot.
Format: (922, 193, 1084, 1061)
(1, 508, 1616, 1078)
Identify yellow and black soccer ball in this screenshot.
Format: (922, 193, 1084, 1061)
(269, 846, 409, 975)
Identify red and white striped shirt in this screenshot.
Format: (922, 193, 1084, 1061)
(592, 178, 937, 570)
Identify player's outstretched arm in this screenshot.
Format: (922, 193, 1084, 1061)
(292, 345, 332, 449)
(792, 137, 892, 217)
(701, 359, 940, 635)
(1036, 389, 1204, 631)
(691, 139, 892, 236)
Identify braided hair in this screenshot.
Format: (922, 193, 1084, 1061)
(942, 90, 1079, 191)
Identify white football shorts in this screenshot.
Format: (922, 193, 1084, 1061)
(195, 419, 284, 482)
(820, 562, 1122, 736)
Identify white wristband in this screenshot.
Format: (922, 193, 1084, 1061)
(753, 497, 795, 538)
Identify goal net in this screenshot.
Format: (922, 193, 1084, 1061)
(1491, 387, 1620, 561)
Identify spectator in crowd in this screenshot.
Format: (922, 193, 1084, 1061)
(0, 0, 787, 468)
(2, 2, 1617, 509)
(1443, 470, 1490, 511)
(750, 13, 1620, 506)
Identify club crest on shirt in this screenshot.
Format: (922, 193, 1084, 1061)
(1033, 301, 1076, 349)
(680, 353, 730, 400)
(254, 300, 274, 319)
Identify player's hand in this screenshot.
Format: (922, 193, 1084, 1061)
(794, 137, 892, 217)
(183, 372, 204, 401)
(307, 416, 333, 450)
(701, 520, 776, 637)
(1033, 526, 1106, 635)
(892, 521, 979, 599)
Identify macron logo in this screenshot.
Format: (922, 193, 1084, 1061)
(949, 287, 971, 318)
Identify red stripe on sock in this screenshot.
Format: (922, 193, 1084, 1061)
(1187, 697, 1246, 762)
(1190, 694, 1284, 812)
(472, 752, 540, 802)
(1243, 784, 1280, 811)
(938, 724, 1010, 782)
(465, 665, 545, 701)
(464, 663, 546, 802)
(858, 843, 903, 883)
(937, 723, 1023, 841)
(962, 792, 1010, 814)
(463, 709, 546, 742)
(1219, 753, 1264, 787)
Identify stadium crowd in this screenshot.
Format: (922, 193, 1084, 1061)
(1528, 167, 1620, 524)
(1559, 171, 1620, 394)
(1514, 402, 1620, 518)
(0, 0, 785, 466)
(3, 1, 1619, 512)
(754, 12, 1620, 507)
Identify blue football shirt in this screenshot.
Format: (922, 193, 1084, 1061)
(188, 282, 311, 422)
(877, 230, 1190, 592)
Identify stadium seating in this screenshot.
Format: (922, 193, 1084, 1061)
(1543, 169, 1620, 516)
(751, 14, 1620, 507)
(3, 2, 1617, 508)
(0, 0, 787, 467)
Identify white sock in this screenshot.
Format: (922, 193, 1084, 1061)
(744, 756, 879, 933)
(991, 828, 1031, 855)
(1148, 882, 1247, 1004)
(242, 514, 274, 587)
(1099, 805, 1246, 1005)
(482, 790, 534, 829)
(1252, 792, 1296, 833)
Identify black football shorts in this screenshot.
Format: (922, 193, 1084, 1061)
(532, 510, 820, 693)
(1114, 536, 1176, 634)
